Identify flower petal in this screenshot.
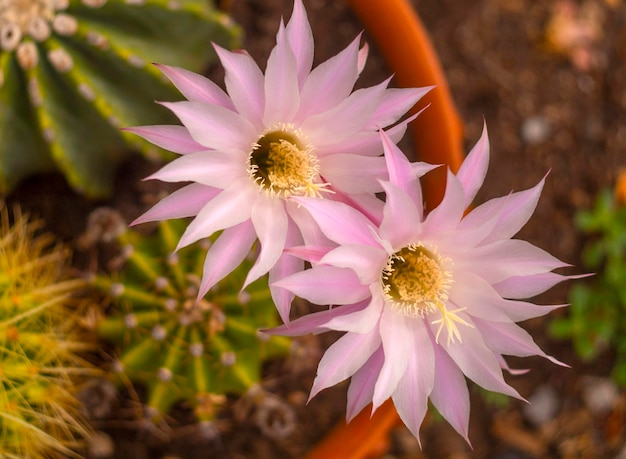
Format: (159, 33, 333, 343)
(428, 327, 471, 443)
(379, 181, 422, 248)
(273, 265, 371, 305)
(123, 125, 205, 154)
(440, 316, 523, 400)
(456, 122, 489, 208)
(302, 78, 389, 146)
(285, 0, 314, 86)
(322, 287, 383, 333)
(266, 301, 368, 336)
(473, 318, 567, 367)
(197, 220, 256, 300)
(320, 244, 387, 285)
(391, 318, 434, 446)
(494, 272, 589, 299)
(424, 170, 466, 232)
(263, 21, 300, 125)
(160, 100, 257, 151)
(156, 64, 235, 109)
(176, 179, 254, 249)
(245, 196, 289, 287)
(372, 307, 413, 410)
(298, 35, 360, 118)
(319, 154, 388, 194)
(310, 327, 381, 399)
(290, 197, 380, 247)
(269, 222, 304, 323)
(365, 86, 432, 130)
(146, 150, 244, 188)
(346, 346, 384, 422)
(214, 44, 265, 127)
(132, 183, 219, 225)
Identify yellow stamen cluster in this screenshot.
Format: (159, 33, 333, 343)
(381, 243, 472, 345)
(248, 124, 331, 199)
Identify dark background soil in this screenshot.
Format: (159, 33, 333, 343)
(7, 0, 626, 458)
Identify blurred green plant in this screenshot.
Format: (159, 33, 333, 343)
(91, 219, 290, 427)
(0, 0, 240, 197)
(550, 187, 626, 386)
(0, 203, 93, 458)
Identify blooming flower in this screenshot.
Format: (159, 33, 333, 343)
(128, 0, 431, 321)
(272, 126, 573, 443)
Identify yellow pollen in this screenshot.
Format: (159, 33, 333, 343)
(382, 243, 472, 345)
(248, 125, 331, 198)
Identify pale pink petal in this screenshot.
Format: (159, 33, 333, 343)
(457, 239, 570, 284)
(214, 45, 265, 127)
(428, 327, 471, 443)
(176, 179, 254, 249)
(424, 170, 466, 232)
(473, 318, 568, 367)
(460, 177, 546, 246)
(435, 211, 500, 253)
(494, 272, 590, 299)
(372, 307, 413, 410)
(318, 154, 388, 193)
(160, 100, 257, 151)
(155, 64, 235, 109)
(263, 22, 300, 125)
(316, 114, 414, 158)
(298, 35, 360, 118)
(346, 346, 384, 422)
(440, 316, 524, 400)
(132, 183, 219, 225)
(456, 122, 489, 208)
(379, 181, 422, 247)
(291, 197, 380, 247)
(146, 150, 244, 188)
(327, 190, 385, 227)
(285, 0, 314, 86)
(498, 355, 530, 375)
(196, 220, 256, 300)
(357, 42, 368, 74)
(391, 318, 434, 446)
(365, 86, 432, 129)
(273, 265, 371, 305)
(381, 127, 432, 210)
(451, 272, 566, 322)
(310, 327, 381, 399)
(323, 288, 383, 333)
(269, 221, 304, 323)
(286, 202, 332, 247)
(283, 245, 332, 264)
(266, 301, 368, 336)
(302, 78, 389, 146)
(320, 245, 387, 285)
(123, 125, 205, 154)
(245, 196, 289, 287)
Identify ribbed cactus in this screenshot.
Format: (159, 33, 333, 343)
(0, 203, 92, 458)
(92, 219, 290, 425)
(0, 0, 240, 197)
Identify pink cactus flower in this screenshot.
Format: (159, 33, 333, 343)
(271, 125, 573, 444)
(127, 0, 431, 321)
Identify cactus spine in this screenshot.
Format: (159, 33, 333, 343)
(0, 203, 92, 458)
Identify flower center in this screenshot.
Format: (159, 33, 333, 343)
(0, 0, 77, 52)
(382, 243, 471, 345)
(247, 124, 330, 198)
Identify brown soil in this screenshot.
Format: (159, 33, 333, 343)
(6, 0, 626, 458)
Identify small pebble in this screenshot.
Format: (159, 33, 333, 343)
(582, 376, 619, 414)
(520, 116, 551, 145)
(522, 384, 560, 426)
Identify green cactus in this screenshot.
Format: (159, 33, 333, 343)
(0, 203, 92, 459)
(92, 219, 290, 425)
(0, 0, 240, 197)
